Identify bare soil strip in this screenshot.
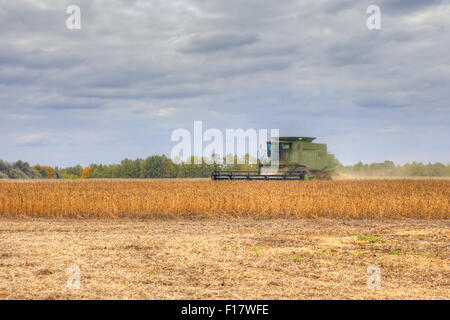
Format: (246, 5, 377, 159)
(0, 218, 448, 299)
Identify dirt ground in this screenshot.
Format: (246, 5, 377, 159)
(0, 218, 448, 299)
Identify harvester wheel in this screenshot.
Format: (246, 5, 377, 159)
(292, 166, 310, 175)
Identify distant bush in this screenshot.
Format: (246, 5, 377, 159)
(61, 173, 81, 179)
(0, 159, 45, 179)
(336, 161, 450, 177)
(9, 168, 28, 179)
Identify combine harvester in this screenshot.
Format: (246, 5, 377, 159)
(211, 137, 336, 181)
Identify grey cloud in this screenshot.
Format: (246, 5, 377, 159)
(323, 0, 359, 14)
(354, 98, 407, 109)
(181, 32, 260, 53)
(326, 42, 377, 66)
(0, 67, 41, 85)
(217, 56, 294, 77)
(0, 0, 449, 166)
(323, 0, 446, 16)
(70, 86, 207, 100)
(0, 46, 83, 70)
(15, 135, 47, 147)
(379, 0, 447, 14)
(40, 100, 104, 111)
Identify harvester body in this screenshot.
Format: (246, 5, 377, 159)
(266, 137, 336, 177)
(211, 136, 336, 180)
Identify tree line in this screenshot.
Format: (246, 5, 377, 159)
(0, 155, 258, 179)
(0, 160, 58, 179)
(0, 157, 449, 179)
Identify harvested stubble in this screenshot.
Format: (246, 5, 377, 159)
(0, 179, 448, 219)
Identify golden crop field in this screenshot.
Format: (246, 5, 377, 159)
(0, 179, 448, 219)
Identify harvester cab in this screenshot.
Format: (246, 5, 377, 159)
(211, 137, 336, 181)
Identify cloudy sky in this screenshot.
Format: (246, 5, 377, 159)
(1, 0, 449, 166)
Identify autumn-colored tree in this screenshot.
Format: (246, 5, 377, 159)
(35, 165, 56, 179)
(81, 166, 91, 179)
